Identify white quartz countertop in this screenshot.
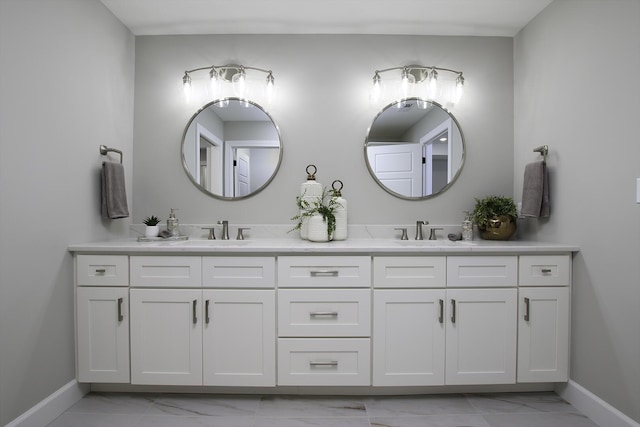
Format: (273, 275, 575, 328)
(68, 238, 579, 255)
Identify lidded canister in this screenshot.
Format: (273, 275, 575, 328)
(299, 165, 322, 239)
(331, 179, 348, 241)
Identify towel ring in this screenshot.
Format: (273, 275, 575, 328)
(100, 145, 123, 163)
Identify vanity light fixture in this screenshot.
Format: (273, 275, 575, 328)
(370, 64, 465, 107)
(182, 63, 275, 104)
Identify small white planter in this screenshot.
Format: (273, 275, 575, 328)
(144, 225, 160, 238)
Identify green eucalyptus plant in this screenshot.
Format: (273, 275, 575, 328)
(143, 215, 161, 226)
(290, 188, 342, 237)
(471, 195, 517, 229)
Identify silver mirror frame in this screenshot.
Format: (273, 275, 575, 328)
(364, 98, 466, 200)
(181, 97, 283, 201)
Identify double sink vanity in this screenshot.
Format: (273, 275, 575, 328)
(70, 234, 577, 393)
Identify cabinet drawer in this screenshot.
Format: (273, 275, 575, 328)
(374, 256, 446, 288)
(278, 256, 371, 288)
(202, 257, 275, 288)
(447, 256, 517, 287)
(277, 338, 371, 386)
(130, 256, 201, 287)
(77, 255, 129, 286)
(519, 255, 570, 286)
(278, 289, 370, 337)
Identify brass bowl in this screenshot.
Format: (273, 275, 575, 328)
(478, 215, 517, 240)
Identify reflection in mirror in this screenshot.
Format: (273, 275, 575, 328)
(365, 98, 465, 200)
(182, 98, 282, 200)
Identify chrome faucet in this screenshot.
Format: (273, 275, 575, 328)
(415, 220, 429, 240)
(217, 220, 230, 240)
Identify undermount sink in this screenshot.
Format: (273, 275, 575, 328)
(178, 239, 251, 246)
(394, 239, 477, 246)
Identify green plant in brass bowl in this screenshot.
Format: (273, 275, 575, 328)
(471, 195, 518, 240)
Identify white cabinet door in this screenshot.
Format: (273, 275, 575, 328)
(130, 289, 202, 385)
(445, 288, 517, 385)
(202, 289, 276, 386)
(518, 287, 570, 382)
(76, 287, 129, 383)
(373, 289, 446, 386)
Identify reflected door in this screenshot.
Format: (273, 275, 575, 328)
(366, 143, 422, 197)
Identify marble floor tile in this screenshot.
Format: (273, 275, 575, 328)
(46, 412, 144, 427)
(64, 392, 155, 415)
(483, 412, 600, 427)
(46, 392, 603, 427)
(364, 394, 477, 417)
(254, 416, 371, 427)
(135, 414, 256, 427)
(465, 392, 577, 414)
(257, 395, 367, 418)
(147, 393, 261, 416)
(370, 414, 492, 427)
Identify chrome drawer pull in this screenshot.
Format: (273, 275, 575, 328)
(310, 270, 339, 277)
(95, 268, 106, 274)
(309, 361, 338, 367)
(310, 311, 338, 318)
(524, 297, 531, 321)
(117, 297, 124, 322)
(205, 300, 210, 324)
(541, 268, 552, 274)
(438, 299, 444, 324)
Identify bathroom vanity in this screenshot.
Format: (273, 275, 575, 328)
(70, 238, 576, 392)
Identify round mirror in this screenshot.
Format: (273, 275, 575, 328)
(182, 98, 282, 200)
(364, 98, 465, 200)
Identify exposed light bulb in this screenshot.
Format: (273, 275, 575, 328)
(182, 73, 192, 103)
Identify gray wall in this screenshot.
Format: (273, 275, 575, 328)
(0, 0, 134, 424)
(514, 0, 640, 422)
(133, 35, 514, 226)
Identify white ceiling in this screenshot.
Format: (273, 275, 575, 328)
(99, 0, 554, 37)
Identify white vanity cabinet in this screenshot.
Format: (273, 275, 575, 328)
(72, 244, 573, 391)
(128, 255, 276, 386)
(517, 255, 571, 383)
(277, 256, 372, 386)
(372, 256, 447, 386)
(76, 255, 130, 383)
(373, 256, 523, 386)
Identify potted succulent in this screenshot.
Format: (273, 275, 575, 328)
(471, 195, 518, 240)
(143, 215, 161, 238)
(291, 188, 341, 242)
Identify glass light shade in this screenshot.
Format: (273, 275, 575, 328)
(182, 73, 192, 103)
(232, 69, 246, 98)
(265, 73, 275, 104)
(400, 69, 416, 98)
(209, 69, 220, 100)
(370, 73, 383, 103)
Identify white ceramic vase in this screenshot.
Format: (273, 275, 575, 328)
(307, 214, 330, 242)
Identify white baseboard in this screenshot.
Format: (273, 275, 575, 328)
(556, 380, 639, 427)
(5, 380, 89, 427)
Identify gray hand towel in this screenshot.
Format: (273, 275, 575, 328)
(521, 160, 550, 218)
(101, 161, 129, 219)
